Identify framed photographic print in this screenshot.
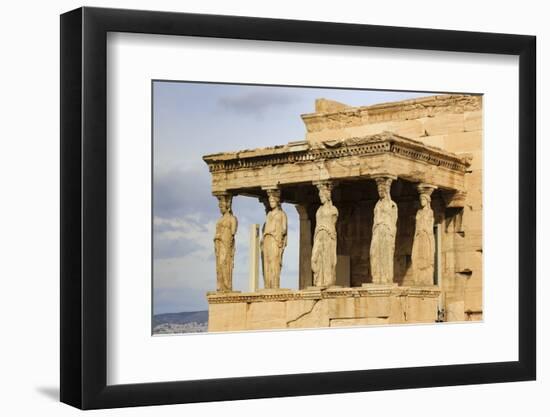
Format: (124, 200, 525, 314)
(60, 6, 536, 410)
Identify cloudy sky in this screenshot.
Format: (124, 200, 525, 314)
(153, 81, 433, 315)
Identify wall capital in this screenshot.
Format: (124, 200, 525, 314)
(416, 183, 437, 196)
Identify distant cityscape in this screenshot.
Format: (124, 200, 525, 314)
(153, 310, 208, 334)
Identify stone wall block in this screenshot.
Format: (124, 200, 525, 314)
(414, 135, 446, 149)
(464, 111, 482, 132)
(406, 296, 438, 322)
(306, 119, 427, 143)
(442, 131, 482, 153)
(465, 170, 483, 194)
(454, 230, 482, 252)
(327, 297, 358, 319)
(247, 301, 287, 330)
(421, 114, 465, 136)
(464, 286, 483, 314)
(287, 299, 330, 328)
(466, 312, 483, 321)
(343, 122, 395, 138)
(389, 295, 407, 324)
(366, 295, 392, 318)
(461, 206, 483, 233)
(446, 300, 466, 321)
(306, 129, 347, 143)
(208, 303, 248, 332)
(286, 299, 317, 323)
(389, 119, 425, 138)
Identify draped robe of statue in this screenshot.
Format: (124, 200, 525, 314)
(259, 198, 270, 289)
(311, 201, 339, 287)
(411, 204, 435, 285)
(370, 198, 398, 284)
(261, 207, 287, 289)
(214, 212, 237, 291)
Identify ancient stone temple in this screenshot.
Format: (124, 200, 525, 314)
(203, 94, 482, 332)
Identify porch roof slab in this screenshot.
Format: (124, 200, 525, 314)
(203, 132, 470, 193)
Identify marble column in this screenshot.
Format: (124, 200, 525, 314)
(295, 204, 313, 289)
(370, 176, 398, 285)
(258, 195, 270, 286)
(311, 181, 339, 287)
(411, 184, 437, 286)
(260, 188, 288, 289)
(213, 192, 238, 292)
(248, 224, 260, 292)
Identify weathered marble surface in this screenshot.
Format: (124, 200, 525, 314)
(370, 177, 398, 285)
(311, 182, 339, 287)
(261, 189, 287, 289)
(213, 193, 237, 291)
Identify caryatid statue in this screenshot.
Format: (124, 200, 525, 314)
(311, 181, 339, 287)
(213, 192, 238, 292)
(261, 188, 288, 289)
(370, 176, 398, 285)
(258, 196, 270, 288)
(411, 184, 437, 286)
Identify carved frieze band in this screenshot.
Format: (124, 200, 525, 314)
(204, 134, 468, 174)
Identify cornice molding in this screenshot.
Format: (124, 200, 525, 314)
(203, 132, 469, 175)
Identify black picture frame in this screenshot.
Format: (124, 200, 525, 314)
(60, 6, 536, 410)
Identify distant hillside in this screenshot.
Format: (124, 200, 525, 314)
(153, 310, 208, 334)
(153, 310, 208, 327)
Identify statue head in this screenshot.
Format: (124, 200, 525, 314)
(419, 193, 431, 208)
(316, 181, 333, 205)
(266, 189, 281, 210)
(417, 184, 436, 209)
(375, 177, 393, 200)
(215, 193, 232, 215)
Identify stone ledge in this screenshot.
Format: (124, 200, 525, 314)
(207, 285, 440, 304)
